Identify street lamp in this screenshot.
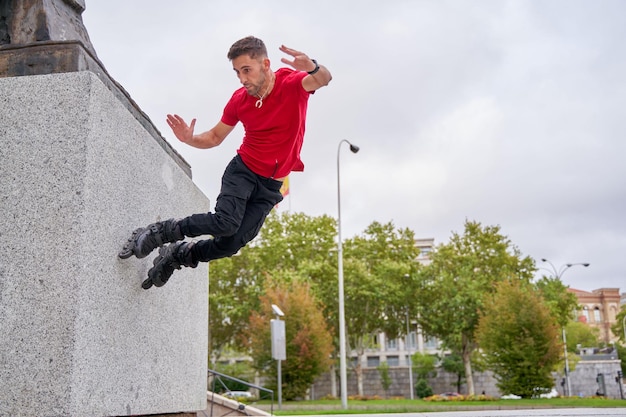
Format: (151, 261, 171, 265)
(405, 311, 414, 400)
(540, 258, 590, 397)
(337, 139, 359, 409)
(403, 273, 415, 400)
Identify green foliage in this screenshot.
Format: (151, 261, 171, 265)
(209, 211, 337, 357)
(245, 275, 334, 400)
(415, 378, 433, 398)
(535, 276, 580, 327)
(411, 352, 437, 398)
(343, 221, 422, 341)
(612, 309, 626, 372)
(565, 321, 600, 352)
(418, 220, 535, 394)
(211, 362, 255, 393)
(341, 221, 422, 395)
(208, 247, 264, 362)
(476, 279, 562, 398)
(611, 306, 626, 344)
(441, 353, 465, 392)
(412, 352, 437, 380)
(209, 213, 424, 398)
(377, 361, 392, 395)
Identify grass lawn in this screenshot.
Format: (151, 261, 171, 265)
(251, 397, 626, 415)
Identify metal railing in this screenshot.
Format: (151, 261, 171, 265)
(207, 368, 274, 416)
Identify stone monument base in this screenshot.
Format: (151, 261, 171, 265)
(0, 71, 210, 416)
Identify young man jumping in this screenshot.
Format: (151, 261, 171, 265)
(119, 36, 332, 289)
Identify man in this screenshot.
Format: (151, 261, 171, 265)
(119, 36, 332, 289)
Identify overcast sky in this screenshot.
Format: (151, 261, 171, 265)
(82, 1, 625, 292)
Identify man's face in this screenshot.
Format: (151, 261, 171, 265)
(232, 54, 268, 97)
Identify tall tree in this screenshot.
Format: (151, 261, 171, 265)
(342, 221, 422, 395)
(208, 247, 263, 364)
(209, 213, 424, 398)
(418, 220, 534, 395)
(476, 279, 562, 398)
(208, 212, 337, 362)
(534, 275, 583, 382)
(245, 274, 334, 400)
(534, 276, 579, 328)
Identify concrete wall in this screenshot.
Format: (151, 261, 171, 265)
(309, 368, 497, 399)
(309, 360, 624, 400)
(569, 360, 623, 399)
(0, 72, 210, 416)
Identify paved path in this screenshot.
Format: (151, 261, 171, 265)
(302, 410, 626, 417)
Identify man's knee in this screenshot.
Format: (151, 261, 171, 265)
(201, 237, 244, 261)
(182, 212, 240, 238)
(212, 214, 240, 237)
(219, 240, 244, 258)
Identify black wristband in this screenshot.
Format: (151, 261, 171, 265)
(307, 59, 320, 75)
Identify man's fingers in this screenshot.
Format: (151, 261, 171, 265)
(166, 114, 183, 126)
(166, 114, 194, 143)
(280, 45, 301, 57)
(166, 114, 194, 130)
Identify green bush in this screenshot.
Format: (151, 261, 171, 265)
(415, 378, 433, 399)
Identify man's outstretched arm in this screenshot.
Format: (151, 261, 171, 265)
(166, 114, 235, 149)
(279, 45, 332, 92)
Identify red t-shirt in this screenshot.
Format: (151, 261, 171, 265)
(221, 68, 312, 179)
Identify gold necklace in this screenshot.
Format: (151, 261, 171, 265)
(255, 74, 274, 109)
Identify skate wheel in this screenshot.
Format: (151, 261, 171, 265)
(118, 227, 144, 259)
(141, 277, 154, 290)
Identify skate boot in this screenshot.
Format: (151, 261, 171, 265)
(118, 218, 184, 259)
(142, 241, 198, 289)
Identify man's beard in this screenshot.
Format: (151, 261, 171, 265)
(248, 72, 266, 97)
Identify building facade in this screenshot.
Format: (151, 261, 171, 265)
(568, 287, 622, 344)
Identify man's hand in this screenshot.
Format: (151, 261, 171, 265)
(280, 45, 332, 92)
(166, 114, 196, 144)
(279, 45, 317, 73)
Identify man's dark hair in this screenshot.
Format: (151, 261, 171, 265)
(227, 36, 267, 61)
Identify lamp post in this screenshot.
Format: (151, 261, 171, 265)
(403, 273, 415, 400)
(337, 139, 359, 410)
(540, 258, 590, 397)
(405, 311, 414, 400)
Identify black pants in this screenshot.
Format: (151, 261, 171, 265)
(180, 155, 284, 262)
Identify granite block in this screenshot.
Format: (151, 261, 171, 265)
(0, 72, 209, 416)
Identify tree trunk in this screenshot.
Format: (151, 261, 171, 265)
(330, 363, 337, 397)
(356, 360, 364, 396)
(462, 334, 475, 395)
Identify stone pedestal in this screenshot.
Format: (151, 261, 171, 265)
(0, 71, 210, 416)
